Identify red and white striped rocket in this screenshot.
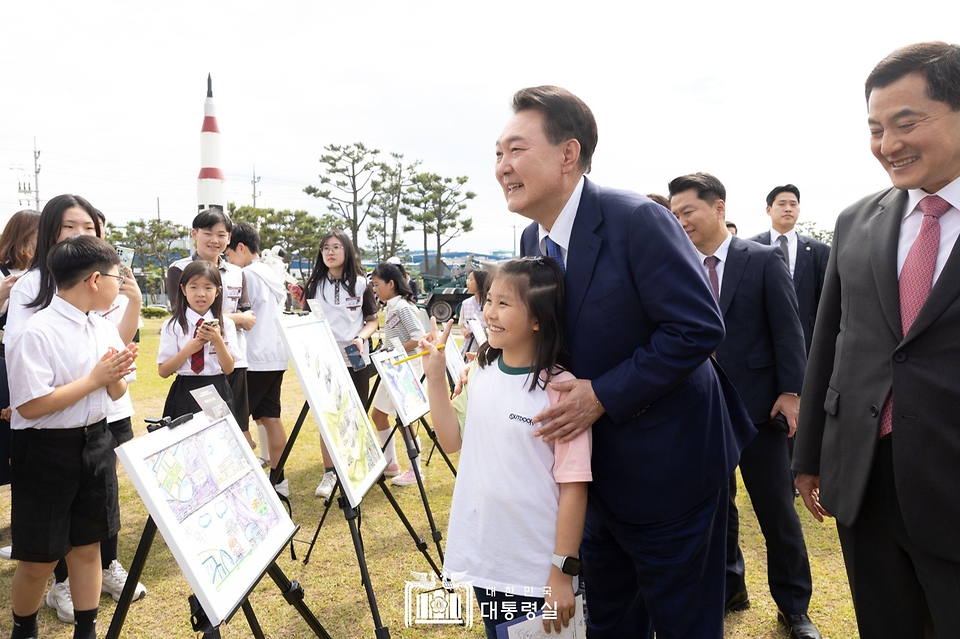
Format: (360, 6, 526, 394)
(197, 73, 225, 211)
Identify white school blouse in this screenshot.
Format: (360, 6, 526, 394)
(2, 268, 40, 345)
(308, 275, 376, 366)
(7, 296, 125, 430)
(169, 256, 248, 368)
(157, 308, 240, 376)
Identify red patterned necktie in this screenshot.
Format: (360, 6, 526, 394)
(880, 194, 952, 437)
(190, 319, 205, 374)
(704, 256, 720, 302)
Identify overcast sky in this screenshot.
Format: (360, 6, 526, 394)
(1, 1, 957, 255)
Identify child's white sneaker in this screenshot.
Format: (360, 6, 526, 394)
(101, 559, 147, 602)
(314, 472, 337, 498)
(45, 579, 74, 623)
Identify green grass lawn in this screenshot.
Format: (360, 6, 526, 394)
(0, 318, 857, 638)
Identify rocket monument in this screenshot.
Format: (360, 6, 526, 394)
(197, 73, 225, 211)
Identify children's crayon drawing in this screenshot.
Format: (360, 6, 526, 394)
(117, 413, 295, 627)
(276, 313, 386, 507)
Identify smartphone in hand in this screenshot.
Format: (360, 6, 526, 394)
(344, 343, 365, 370)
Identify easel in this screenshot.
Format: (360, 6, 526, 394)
(107, 415, 330, 639)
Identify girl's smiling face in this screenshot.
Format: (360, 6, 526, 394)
(483, 276, 538, 360)
(182, 274, 221, 314)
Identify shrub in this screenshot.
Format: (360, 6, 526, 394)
(141, 306, 169, 319)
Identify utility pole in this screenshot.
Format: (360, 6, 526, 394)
(251, 165, 261, 207)
(18, 137, 40, 210)
(157, 197, 161, 221)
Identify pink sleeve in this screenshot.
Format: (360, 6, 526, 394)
(546, 371, 593, 484)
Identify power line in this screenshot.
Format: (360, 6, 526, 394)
(17, 137, 40, 210)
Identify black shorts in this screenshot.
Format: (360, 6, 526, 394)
(108, 417, 134, 448)
(228, 368, 250, 431)
(247, 370, 284, 420)
(10, 421, 120, 562)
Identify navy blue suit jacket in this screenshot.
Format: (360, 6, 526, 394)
(716, 236, 807, 424)
(521, 178, 754, 524)
(747, 231, 830, 353)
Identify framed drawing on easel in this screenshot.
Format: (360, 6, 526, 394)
(370, 349, 431, 426)
(276, 312, 387, 508)
(116, 411, 295, 627)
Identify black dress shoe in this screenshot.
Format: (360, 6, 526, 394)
(777, 611, 822, 639)
(724, 589, 750, 615)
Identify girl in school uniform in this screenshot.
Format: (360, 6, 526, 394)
(419, 257, 591, 639)
(300, 230, 379, 498)
(158, 261, 240, 421)
(458, 268, 490, 357)
(369, 262, 425, 487)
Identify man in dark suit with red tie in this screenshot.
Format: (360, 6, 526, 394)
(747, 185, 830, 353)
(795, 42, 960, 638)
(669, 173, 819, 639)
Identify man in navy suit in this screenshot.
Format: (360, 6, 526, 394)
(503, 86, 755, 638)
(669, 173, 819, 639)
(747, 185, 831, 353)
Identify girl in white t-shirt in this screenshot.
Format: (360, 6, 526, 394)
(421, 257, 591, 639)
(370, 262, 425, 488)
(158, 261, 239, 421)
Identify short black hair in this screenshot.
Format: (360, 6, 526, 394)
(512, 86, 598, 173)
(866, 41, 960, 110)
(667, 172, 726, 205)
(766, 184, 800, 207)
(47, 235, 120, 290)
(725, 221, 738, 232)
(228, 221, 260, 254)
(192, 208, 234, 233)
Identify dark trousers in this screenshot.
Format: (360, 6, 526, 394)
(349, 365, 372, 411)
(838, 436, 960, 639)
(473, 588, 545, 639)
(726, 423, 812, 614)
(580, 484, 727, 639)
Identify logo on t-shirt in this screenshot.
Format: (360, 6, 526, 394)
(509, 413, 534, 426)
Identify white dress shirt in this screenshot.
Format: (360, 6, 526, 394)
(536, 176, 585, 268)
(157, 307, 240, 376)
(8, 295, 124, 430)
(767, 228, 798, 277)
(696, 233, 733, 298)
(897, 176, 960, 283)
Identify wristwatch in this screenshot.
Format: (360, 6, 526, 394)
(551, 553, 582, 576)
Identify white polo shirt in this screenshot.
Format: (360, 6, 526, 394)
(8, 295, 125, 430)
(157, 307, 240, 376)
